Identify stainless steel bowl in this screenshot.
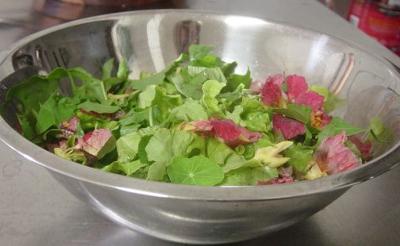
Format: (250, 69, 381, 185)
(0, 10, 399, 244)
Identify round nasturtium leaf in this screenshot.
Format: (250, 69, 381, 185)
(167, 155, 224, 186)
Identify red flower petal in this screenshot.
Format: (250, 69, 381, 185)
(272, 114, 306, 139)
(210, 120, 241, 142)
(315, 132, 361, 174)
(188, 119, 261, 147)
(261, 80, 283, 107)
(286, 75, 308, 101)
(349, 136, 373, 160)
(294, 91, 324, 111)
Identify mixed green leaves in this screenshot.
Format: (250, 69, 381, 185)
(5, 44, 390, 187)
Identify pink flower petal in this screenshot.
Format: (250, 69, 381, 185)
(79, 129, 114, 158)
(294, 91, 324, 111)
(286, 75, 308, 101)
(251, 74, 284, 93)
(349, 136, 373, 161)
(272, 114, 306, 139)
(315, 132, 361, 174)
(188, 119, 261, 147)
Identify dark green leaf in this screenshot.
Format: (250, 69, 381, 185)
(274, 103, 312, 123)
(284, 143, 313, 173)
(129, 72, 165, 91)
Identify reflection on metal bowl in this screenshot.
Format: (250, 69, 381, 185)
(0, 10, 399, 244)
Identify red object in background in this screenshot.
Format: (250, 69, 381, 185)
(348, 0, 400, 56)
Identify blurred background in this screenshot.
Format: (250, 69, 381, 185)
(0, 0, 399, 56)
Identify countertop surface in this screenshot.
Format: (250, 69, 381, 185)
(0, 1, 400, 246)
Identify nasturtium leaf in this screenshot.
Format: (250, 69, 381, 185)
(170, 98, 208, 122)
(102, 160, 146, 176)
(221, 166, 278, 186)
(116, 132, 142, 162)
(167, 155, 224, 186)
(145, 128, 172, 163)
(147, 161, 167, 181)
(206, 138, 234, 165)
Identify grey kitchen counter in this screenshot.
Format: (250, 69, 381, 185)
(0, 0, 400, 245)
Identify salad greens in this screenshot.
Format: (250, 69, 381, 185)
(5, 45, 391, 186)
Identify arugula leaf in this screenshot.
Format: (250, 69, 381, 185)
(221, 61, 237, 77)
(129, 72, 165, 91)
(284, 143, 313, 173)
(78, 101, 120, 114)
(102, 58, 115, 80)
(167, 68, 204, 99)
(226, 69, 251, 91)
(189, 45, 213, 62)
(116, 132, 142, 162)
(221, 166, 278, 186)
(7, 76, 59, 113)
(274, 103, 312, 124)
(202, 80, 225, 114)
(317, 117, 365, 142)
(36, 95, 57, 134)
(117, 59, 129, 80)
(167, 155, 224, 186)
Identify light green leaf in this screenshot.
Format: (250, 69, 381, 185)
(116, 132, 142, 162)
(138, 85, 156, 109)
(221, 166, 278, 186)
(202, 79, 225, 113)
(170, 98, 208, 121)
(284, 143, 313, 173)
(145, 128, 172, 163)
(317, 117, 365, 142)
(167, 155, 224, 186)
(147, 161, 167, 181)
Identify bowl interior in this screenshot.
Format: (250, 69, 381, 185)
(0, 10, 399, 191)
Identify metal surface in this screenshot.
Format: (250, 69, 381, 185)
(0, 1, 400, 246)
